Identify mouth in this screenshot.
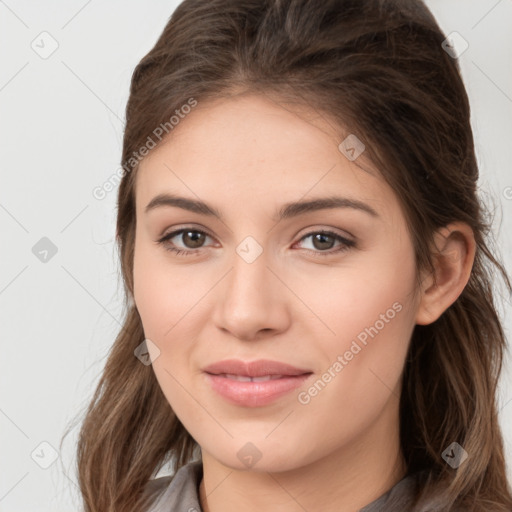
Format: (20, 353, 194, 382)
(202, 359, 313, 407)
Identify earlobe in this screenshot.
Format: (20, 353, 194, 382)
(415, 222, 476, 326)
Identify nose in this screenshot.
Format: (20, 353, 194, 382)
(211, 245, 291, 341)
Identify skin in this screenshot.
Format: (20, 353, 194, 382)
(132, 93, 475, 512)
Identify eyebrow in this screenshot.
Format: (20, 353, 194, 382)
(144, 193, 379, 220)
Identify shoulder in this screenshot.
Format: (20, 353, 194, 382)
(360, 470, 468, 512)
(360, 471, 421, 512)
(142, 474, 173, 502)
(142, 459, 203, 512)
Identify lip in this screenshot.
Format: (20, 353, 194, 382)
(202, 359, 313, 407)
(202, 358, 311, 377)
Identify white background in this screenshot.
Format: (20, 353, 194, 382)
(1, 1, 511, 510)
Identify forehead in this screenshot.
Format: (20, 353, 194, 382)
(134, 94, 395, 219)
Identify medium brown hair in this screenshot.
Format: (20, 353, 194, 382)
(62, 0, 512, 510)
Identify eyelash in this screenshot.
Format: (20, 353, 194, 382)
(156, 227, 356, 258)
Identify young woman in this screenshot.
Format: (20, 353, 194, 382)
(68, 0, 512, 510)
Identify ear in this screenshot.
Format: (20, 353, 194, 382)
(415, 222, 476, 325)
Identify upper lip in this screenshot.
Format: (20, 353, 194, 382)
(203, 359, 312, 377)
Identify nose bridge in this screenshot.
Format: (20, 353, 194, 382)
(226, 239, 274, 307)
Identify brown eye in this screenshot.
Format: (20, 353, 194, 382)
(311, 233, 336, 250)
(296, 230, 356, 257)
(157, 228, 214, 256)
(181, 230, 207, 248)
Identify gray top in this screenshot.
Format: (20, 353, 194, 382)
(142, 460, 447, 511)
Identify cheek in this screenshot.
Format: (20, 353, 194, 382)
(311, 245, 416, 350)
(308, 242, 417, 400)
(133, 241, 201, 340)
(133, 247, 204, 419)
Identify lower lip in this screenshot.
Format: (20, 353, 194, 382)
(204, 373, 312, 407)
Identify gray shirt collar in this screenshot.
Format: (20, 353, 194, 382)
(144, 460, 428, 512)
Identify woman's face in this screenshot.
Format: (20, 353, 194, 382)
(133, 93, 422, 472)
